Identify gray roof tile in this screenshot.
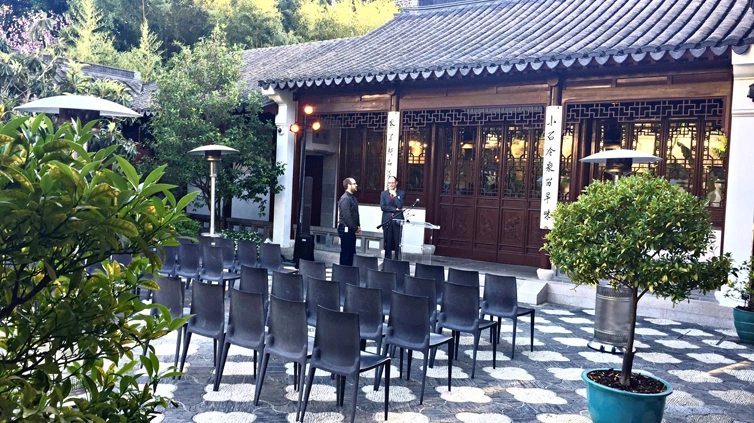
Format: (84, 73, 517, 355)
(241, 0, 754, 89)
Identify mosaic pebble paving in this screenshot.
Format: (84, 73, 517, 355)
(149, 299, 753, 423)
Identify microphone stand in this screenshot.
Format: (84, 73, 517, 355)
(377, 200, 420, 230)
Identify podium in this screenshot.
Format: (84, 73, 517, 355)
(399, 220, 441, 264)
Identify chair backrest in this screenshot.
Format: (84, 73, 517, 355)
(403, 275, 437, 321)
(112, 254, 132, 267)
(305, 277, 341, 326)
(236, 239, 258, 268)
(198, 235, 214, 264)
(178, 243, 201, 273)
(189, 280, 225, 333)
(441, 281, 481, 327)
(268, 295, 309, 358)
(218, 237, 236, 268)
(271, 271, 304, 301)
(201, 245, 225, 281)
(332, 264, 360, 304)
(382, 259, 410, 292)
(482, 274, 518, 313)
(447, 267, 479, 286)
(160, 245, 179, 274)
(228, 289, 265, 344)
(298, 259, 326, 298)
(353, 255, 378, 284)
(343, 284, 384, 337)
(312, 306, 361, 375)
(388, 291, 430, 348)
(259, 243, 283, 270)
(366, 268, 396, 315)
(239, 265, 269, 296)
(415, 262, 445, 303)
(151, 277, 184, 318)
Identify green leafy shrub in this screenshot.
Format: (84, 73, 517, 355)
(174, 217, 203, 236)
(220, 229, 264, 246)
(544, 174, 730, 388)
(0, 114, 198, 421)
(727, 257, 754, 312)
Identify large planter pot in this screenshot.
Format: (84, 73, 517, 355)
(582, 369, 672, 423)
(733, 306, 754, 345)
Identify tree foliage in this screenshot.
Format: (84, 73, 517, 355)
(544, 174, 731, 387)
(64, 0, 121, 67)
(0, 114, 198, 421)
(294, 0, 399, 42)
(146, 27, 284, 221)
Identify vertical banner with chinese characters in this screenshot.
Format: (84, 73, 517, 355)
(385, 111, 401, 185)
(540, 106, 563, 229)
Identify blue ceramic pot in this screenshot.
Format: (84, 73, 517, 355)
(733, 306, 754, 345)
(582, 369, 672, 423)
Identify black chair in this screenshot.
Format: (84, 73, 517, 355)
(305, 277, 340, 327)
(447, 267, 479, 286)
(404, 275, 438, 331)
(234, 239, 258, 272)
(175, 243, 201, 288)
(481, 274, 535, 359)
(150, 277, 185, 368)
(271, 271, 304, 302)
(366, 269, 396, 316)
(415, 262, 445, 305)
(343, 284, 385, 353)
(381, 258, 410, 292)
(381, 291, 453, 404)
(179, 281, 225, 380)
(301, 306, 391, 423)
(217, 237, 236, 270)
(353, 255, 378, 286)
(214, 289, 266, 391)
(112, 253, 133, 267)
(298, 259, 326, 298)
(259, 243, 295, 274)
(239, 265, 269, 295)
(200, 246, 240, 287)
(198, 235, 214, 266)
(437, 282, 497, 378)
(157, 245, 179, 277)
(254, 295, 313, 421)
(332, 264, 360, 306)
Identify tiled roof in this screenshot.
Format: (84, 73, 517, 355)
(256, 0, 754, 89)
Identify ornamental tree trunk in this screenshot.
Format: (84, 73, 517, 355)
(620, 287, 639, 387)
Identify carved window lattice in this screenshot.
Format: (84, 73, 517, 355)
(702, 121, 726, 208)
(402, 107, 545, 128)
(313, 112, 387, 129)
(566, 99, 724, 123)
(559, 124, 575, 201)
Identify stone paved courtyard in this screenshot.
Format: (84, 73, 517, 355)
(149, 273, 754, 423)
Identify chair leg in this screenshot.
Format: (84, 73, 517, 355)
(384, 361, 390, 421)
(407, 350, 413, 381)
(339, 375, 347, 406)
(178, 331, 192, 379)
(174, 325, 183, 369)
(253, 352, 270, 405)
(253, 350, 257, 378)
(294, 362, 299, 391)
(419, 353, 429, 404)
(373, 338, 384, 391)
(375, 340, 390, 389)
(295, 361, 307, 422)
(300, 365, 317, 422)
(214, 342, 230, 391)
(348, 376, 360, 423)
(471, 332, 480, 379)
(454, 331, 460, 358)
(398, 348, 404, 379)
(447, 338, 454, 392)
(530, 311, 535, 352)
(213, 338, 217, 367)
(497, 316, 502, 343)
(511, 316, 518, 359)
(491, 325, 497, 369)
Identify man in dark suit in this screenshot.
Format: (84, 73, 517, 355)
(337, 177, 360, 266)
(380, 176, 405, 260)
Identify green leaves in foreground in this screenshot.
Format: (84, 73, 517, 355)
(0, 114, 197, 422)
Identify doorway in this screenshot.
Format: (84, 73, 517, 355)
(305, 155, 323, 227)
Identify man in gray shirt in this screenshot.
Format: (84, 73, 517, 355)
(337, 177, 361, 266)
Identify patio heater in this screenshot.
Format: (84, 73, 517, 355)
(579, 148, 662, 354)
(14, 94, 142, 120)
(188, 145, 239, 238)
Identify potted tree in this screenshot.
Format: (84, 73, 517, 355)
(727, 257, 754, 344)
(545, 174, 731, 423)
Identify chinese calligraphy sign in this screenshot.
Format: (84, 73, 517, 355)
(540, 106, 563, 229)
(385, 111, 400, 186)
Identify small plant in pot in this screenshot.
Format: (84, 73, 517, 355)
(544, 174, 731, 423)
(726, 257, 754, 344)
